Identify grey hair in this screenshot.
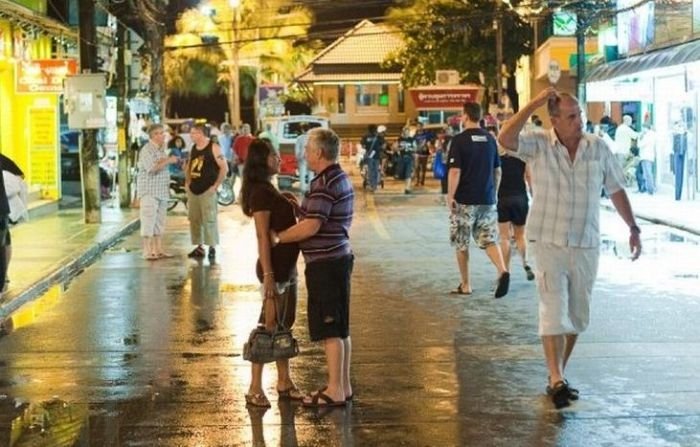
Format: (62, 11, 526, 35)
(148, 123, 164, 136)
(308, 128, 340, 161)
(547, 92, 578, 117)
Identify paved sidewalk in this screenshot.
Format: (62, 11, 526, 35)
(0, 205, 139, 320)
(605, 188, 700, 235)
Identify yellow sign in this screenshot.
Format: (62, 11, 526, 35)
(29, 108, 59, 199)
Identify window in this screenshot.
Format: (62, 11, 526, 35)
(355, 84, 389, 108)
(337, 85, 346, 113)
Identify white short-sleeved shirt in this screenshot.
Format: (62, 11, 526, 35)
(517, 129, 626, 248)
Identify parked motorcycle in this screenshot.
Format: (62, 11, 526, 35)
(217, 175, 235, 206)
(167, 175, 188, 211)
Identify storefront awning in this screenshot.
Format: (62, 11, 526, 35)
(585, 38, 700, 82)
(0, 0, 77, 41)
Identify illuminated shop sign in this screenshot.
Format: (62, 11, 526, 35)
(16, 59, 78, 93)
(409, 87, 482, 110)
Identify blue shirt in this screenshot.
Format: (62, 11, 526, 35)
(448, 128, 501, 205)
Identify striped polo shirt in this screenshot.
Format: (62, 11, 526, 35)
(517, 129, 626, 248)
(299, 163, 354, 263)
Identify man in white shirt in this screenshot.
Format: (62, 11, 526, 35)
(614, 114, 638, 165)
(499, 88, 642, 409)
(637, 123, 657, 194)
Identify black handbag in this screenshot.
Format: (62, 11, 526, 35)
(243, 294, 299, 364)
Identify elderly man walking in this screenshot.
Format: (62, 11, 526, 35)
(272, 128, 355, 408)
(137, 123, 180, 260)
(498, 88, 642, 409)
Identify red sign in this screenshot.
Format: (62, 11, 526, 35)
(16, 59, 78, 93)
(409, 87, 482, 110)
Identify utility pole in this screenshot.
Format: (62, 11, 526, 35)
(78, 0, 101, 223)
(116, 22, 131, 209)
(495, 0, 503, 108)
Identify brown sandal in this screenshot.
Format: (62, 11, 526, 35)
(245, 392, 271, 408)
(278, 386, 304, 401)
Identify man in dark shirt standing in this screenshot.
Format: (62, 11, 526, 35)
(272, 128, 355, 408)
(447, 102, 510, 298)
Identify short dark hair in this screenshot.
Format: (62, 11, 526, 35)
(192, 123, 210, 137)
(463, 102, 482, 122)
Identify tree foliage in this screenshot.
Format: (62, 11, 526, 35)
(166, 0, 319, 119)
(385, 0, 533, 88)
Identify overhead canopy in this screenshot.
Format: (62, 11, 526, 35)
(0, 0, 77, 41)
(585, 38, 700, 82)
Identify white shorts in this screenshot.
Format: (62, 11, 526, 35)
(532, 243, 600, 336)
(139, 196, 167, 237)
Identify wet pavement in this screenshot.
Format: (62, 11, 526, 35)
(0, 176, 699, 446)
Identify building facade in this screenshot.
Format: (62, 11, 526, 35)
(0, 0, 77, 201)
(585, 0, 700, 200)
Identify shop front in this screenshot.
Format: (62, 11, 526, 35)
(409, 85, 484, 127)
(0, 4, 77, 202)
(586, 44, 700, 201)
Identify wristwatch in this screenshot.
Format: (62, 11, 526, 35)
(630, 225, 641, 234)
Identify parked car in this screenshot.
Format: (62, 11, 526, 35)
(261, 115, 329, 189)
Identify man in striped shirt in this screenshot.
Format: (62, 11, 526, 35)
(272, 128, 355, 408)
(499, 88, 642, 409)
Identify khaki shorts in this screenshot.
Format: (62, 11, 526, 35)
(532, 243, 600, 336)
(139, 196, 167, 237)
(449, 204, 498, 250)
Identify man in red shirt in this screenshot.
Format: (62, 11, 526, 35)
(233, 123, 254, 178)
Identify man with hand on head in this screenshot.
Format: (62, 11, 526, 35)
(498, 88, 642, 409)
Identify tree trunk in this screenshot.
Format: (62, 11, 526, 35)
(79, 0, 101, 223)
(80, 129, 101, 223)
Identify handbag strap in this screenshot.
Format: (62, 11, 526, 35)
(271, 290, 290, 331)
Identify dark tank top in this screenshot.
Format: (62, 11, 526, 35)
(498, 155, 527, 198)
(188, 140, 219, 194)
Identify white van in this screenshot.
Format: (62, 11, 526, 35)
(261, 115, 329, 189)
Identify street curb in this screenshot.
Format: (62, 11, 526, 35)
(601, 203, 700, 237)
(0, 218, 141, 324)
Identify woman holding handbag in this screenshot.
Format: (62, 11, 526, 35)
(240, 138, 302, 407)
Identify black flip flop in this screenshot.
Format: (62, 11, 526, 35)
(302, 390, 347, 408)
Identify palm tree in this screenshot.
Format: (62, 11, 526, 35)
(171, 0, 316, 126)
(164, 10, 226, 118)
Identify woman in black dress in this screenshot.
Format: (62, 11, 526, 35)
(240, 139, 302, 407)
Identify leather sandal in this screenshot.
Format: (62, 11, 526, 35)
(245, 392, 271, 408)
(278, 386, 304, 401)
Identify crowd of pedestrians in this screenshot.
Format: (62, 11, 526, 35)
(124, 93, 649, 415)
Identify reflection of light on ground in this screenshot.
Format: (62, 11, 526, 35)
(4, 284, 62, 333)
(599, 210, 700, 297)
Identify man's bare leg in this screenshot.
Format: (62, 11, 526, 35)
(542, 334, 565, 386)
(455, 249, 471, 293)
(303, 337, 345, 404)
(563, 334, 578, 371)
